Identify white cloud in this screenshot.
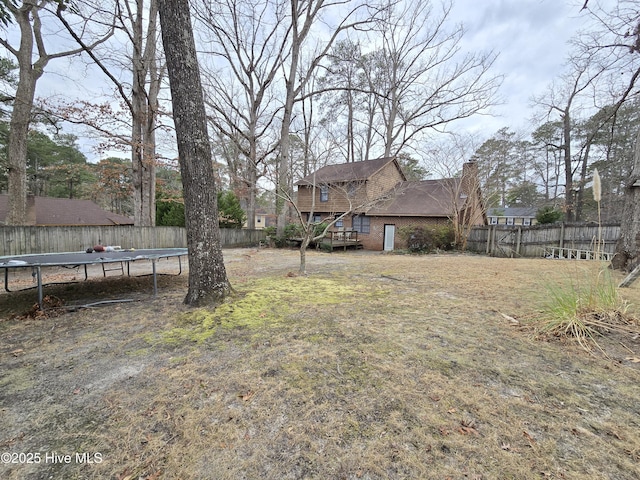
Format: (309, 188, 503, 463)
(450, 0, 586, 135)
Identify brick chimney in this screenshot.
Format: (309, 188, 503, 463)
(461, 161, 479, 197)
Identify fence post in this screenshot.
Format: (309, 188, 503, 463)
(559, 222, 565, 249)
(485, 226, 491, 254)
(516, 226, 522, 256)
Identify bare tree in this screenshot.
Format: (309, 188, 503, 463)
(364, 0, 501, 158)
(426, 134, 485, 249)
(532, 51, 613, 221)
(55, 0, 164, 226)
(560, 0, 640, 269)
(275, 0, 379, 235)
(576, 1, 640, 269)
(283, 173, 398, 275)
(158, 0, 232, 306)
(530, 121, 564, 203)
(0, 0, 112, 225)
(194, 0, 288, 229)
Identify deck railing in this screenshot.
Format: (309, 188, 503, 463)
(324, 230, 362, 251)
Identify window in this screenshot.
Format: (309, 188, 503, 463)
(490, 217, 498, 225)
(347, 182, 357, 197)
(310, 214, 322, 223)
(523, 218, 531, 226)
(320, 185, 329, 202)
(335, 215, 343, 228)
(506, 217, 514, 225)
(352, 215, 370, 234)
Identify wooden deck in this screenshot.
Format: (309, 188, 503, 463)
(289, 231, 363, 251)
(319, 230, 363, 251)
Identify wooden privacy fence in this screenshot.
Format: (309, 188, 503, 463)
(0, 226, 267, 256)
(467, 223, 620, 259)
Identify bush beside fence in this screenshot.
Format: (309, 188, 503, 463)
(0, 226, 267, 256)
(467, 223, 620, 258)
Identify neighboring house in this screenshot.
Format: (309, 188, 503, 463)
(294, 157, 485, 251)
(486, 207, 537, 226)
(0, 195, 134, 226)
(253, 208, 277, 229)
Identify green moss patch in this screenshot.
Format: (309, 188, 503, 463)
(153, 275, 383, 345)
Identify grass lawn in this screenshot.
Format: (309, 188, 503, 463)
(1, 248, 639, 479)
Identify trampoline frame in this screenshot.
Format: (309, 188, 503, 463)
(0, 248, 188, 309)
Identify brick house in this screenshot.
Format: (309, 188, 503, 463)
(294, 157, 485, 251)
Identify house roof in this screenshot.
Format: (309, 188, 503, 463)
(0, 195, 134, 226)
(295, 157, 404, 185)
(486, 207, 537, 218)
(366, 179, 464, 217)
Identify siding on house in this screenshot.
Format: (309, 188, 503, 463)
(296, 182, 369, 214)
(295, 157, 406, 215)
(486, 207, 537, 226)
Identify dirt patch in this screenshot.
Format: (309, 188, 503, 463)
(1, 248, 640, 479)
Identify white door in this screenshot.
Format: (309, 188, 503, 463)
(383, 224, 395, 251)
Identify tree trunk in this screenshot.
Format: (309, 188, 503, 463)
(612, 127, 640, 271)
(574, 141, 591, 221)
(158, 0, 231, 306)
(246, 160, 257, 229)
(563, 109, 574, 222)
(6, 2, 44, 225)
(131, 0, 158, 227)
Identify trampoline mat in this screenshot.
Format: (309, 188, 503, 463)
(0, 248, 188, 268)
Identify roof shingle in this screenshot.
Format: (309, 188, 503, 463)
(366, 179, 463, 217)
(0, 195, 134, 226)
(296, 157, 401, 185)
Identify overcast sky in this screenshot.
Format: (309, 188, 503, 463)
(22, 0, 590, 160)
(450, 0, 587, 136)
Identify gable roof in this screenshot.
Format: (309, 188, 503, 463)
(366, 179, 464, 217)
(0, 195, 134, 226)
(296, 157, 405, 185)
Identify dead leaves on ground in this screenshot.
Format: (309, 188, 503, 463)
(238, 390, 256, 402)
(459, 417, 480, 436)
(18, 295, 65, 319)
(439, 415, 481, 437)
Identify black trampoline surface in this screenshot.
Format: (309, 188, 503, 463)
(0, 248, 188, 268)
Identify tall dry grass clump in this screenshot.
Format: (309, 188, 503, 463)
(538, 266, 635, 352)
(537, 170, 637, 352)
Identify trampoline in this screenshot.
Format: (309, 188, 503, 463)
(0, 248, 188, 309)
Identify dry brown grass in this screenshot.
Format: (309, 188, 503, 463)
(1, 249, 640, 479)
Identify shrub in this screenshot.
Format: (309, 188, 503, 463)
(313, 222, 329, 238)
(431, 224, 456, 250)
(284, 223, 304, 239)
(398, 224, 455, 253)
(536, 206, 563, 224)
(156, 200, 185, 227)
(218, 191, 246, 229)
